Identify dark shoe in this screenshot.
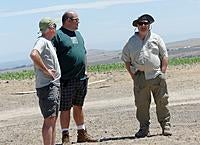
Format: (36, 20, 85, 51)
(162, 126, 172, 136)
(135, 128, 150, 138)
(77, 129, 98, 143)
(62, 131, 70, 145)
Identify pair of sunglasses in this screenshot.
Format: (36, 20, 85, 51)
(138, 22, 149, 26)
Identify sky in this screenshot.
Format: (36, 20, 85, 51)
(0, 0, 200, 64)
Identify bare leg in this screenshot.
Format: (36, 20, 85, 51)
(73, 105, 84, 125)
(60, 110, 71, 129)
(51, 117, 57, 145)
(42, 116, 57, 145)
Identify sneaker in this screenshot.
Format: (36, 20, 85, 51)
(62, 131, 70, 145)
(77, 129, 98, 143)
(135, 128, 150, 138)
(162, 126, 172, 136)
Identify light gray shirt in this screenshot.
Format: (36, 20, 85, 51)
(33, 37, 61, 88)
(121, 32, 168, 80)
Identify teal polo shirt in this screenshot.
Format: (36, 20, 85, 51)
(52, 27, 86, 80)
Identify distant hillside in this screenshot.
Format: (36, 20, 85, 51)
(87, 38, 200, 64)
(0, 59, 32, 72)
(166, 38, 200, 50)
(1, 38, 200, 72)
(87, 49, 121, 65)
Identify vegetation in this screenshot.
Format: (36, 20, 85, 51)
(88, 63, 124, 72)
(0, 57, 200, 80)
(0, 70, 34, 80)
(169, 57, 200, 66)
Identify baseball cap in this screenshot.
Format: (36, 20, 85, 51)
(39, 17, 56, 32)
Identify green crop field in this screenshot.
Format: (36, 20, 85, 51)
(0, 57, 200, 80)
(0, 70, 34, 80)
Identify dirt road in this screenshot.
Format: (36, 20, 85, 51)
(0, 64, 200, 145)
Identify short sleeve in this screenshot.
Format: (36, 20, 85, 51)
(121, 42, 131, 62)
(32, 38, 46, 54)
(158, 36, 168, 58)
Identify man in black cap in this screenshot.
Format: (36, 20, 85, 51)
(121, 14, 171, 138)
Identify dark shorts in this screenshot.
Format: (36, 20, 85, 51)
(60, 78, 88, 111)
(36, 83, 60, 119)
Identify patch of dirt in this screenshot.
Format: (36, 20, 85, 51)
(0, 64, 200, 145)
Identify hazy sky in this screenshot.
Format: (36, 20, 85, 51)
(0, 0, 199, 63)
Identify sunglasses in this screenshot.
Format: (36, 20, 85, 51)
(69, 17, 79, 22)
(138, 22, 149, 26)
(49, 24, 57, 29)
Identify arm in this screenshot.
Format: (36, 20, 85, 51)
(125, 62, 135, 80)
(161, 56, 168, 73)
(30, 49, 56, 79)
(121, 38, 136, 79)
(83, 39, 88, 76)
(157, 35, 168, 73)
(85, 57, 88, 75)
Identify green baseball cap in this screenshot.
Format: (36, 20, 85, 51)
(39, 17, 56, 32)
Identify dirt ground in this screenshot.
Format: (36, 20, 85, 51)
(0, 64, 200, 145)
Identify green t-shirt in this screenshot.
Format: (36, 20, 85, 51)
(52, 27, 86, 80)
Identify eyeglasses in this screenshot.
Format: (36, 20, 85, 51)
(69, 17, 79, 22)
(138, 22, 149, 26)
(49, 24, 56, 29)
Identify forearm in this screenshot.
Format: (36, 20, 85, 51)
(124, 62, 135, 79)
(30, 49, 49, 74)
(161, 56, 168, 73)
(85, 57, 88, 75)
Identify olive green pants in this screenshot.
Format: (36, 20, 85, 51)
(134, 72, 171, 129)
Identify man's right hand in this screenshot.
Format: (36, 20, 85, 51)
(44, 69, 56, 79)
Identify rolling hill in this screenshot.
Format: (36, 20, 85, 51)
(0, 38, 200, 72)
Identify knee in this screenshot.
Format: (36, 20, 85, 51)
(73, 105, 83, 110)
(135, 102, 150, 109)
(157, 95, 169, 106)
(43, 117, 57, 127)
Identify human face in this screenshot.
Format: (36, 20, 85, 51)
(48, 24, 56, 39)
(63, 11, 80, 31)
(137, 20, 150, 35)
(68, 14, 79, 30)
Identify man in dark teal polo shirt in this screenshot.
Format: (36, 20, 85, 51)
(52, 10, 97, 144)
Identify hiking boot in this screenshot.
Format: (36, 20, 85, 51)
(62, 131, 70, 145)
(135, 128, 150, 138)
(162, 126, 172, 136)
(77, 129, 98, 143)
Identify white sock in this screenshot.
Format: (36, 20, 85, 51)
(77, 124, 86, 130)
(62, 128, 69, 133)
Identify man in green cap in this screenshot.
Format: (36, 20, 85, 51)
(30, 17, 61, 145)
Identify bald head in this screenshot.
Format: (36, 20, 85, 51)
(62, 10, 78, 25)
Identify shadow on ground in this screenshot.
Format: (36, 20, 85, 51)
(55, 134, 162, 144)
(99, 133, 162, 142)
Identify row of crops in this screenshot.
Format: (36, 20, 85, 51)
(0, 57, 200, 80)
